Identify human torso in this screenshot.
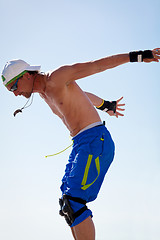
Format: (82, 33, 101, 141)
(40, 72, 101, 136)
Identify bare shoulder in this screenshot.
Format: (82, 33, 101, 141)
(44, 60, 96, 89)
(47, 65, 74, 87)
(46, 62, 95, 86)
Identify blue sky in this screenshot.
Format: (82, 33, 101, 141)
(0, 0, 160, 239)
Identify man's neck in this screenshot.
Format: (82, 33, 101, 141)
(33, 73, 46, 94)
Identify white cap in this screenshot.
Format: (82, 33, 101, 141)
(1, 59, 41, 86)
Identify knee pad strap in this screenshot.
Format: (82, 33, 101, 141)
(59, 194, 87, 226)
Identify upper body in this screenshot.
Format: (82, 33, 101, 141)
(3, 49, 160, 136)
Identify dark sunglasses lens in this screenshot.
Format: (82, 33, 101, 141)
(10, 85, 17, 92)
(10, 78, 19, 92)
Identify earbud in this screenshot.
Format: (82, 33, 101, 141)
(13, 93, 34, 117)
(13, 109, 23, 117)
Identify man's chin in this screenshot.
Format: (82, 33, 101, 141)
(23, 93, 32, 98)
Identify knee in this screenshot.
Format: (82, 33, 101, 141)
(59, 194, 92, 227)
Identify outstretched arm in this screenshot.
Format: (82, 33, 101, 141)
(66, 53, 129, 82)
(85, 92, 125, 118)
(51, 48, 159, 86)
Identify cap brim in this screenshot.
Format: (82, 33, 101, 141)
(25, 65, 41, 71)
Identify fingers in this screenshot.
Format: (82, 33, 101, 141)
(116, 108, 125, 116)
(115, 111, 124, 118)
(154, 55, 160, 60)
(153, 58, 159, 62)
(144, 58, 159, 63)
(117, 107, 125, 111)
(117, 96, 125, 106)
(117, 97, 125, 108)
(107, 109, 125, 118)
(152, 48, 160, 53)
(117, 96, 123, 103)
(142, 48, 160, 63)
(152, 48, 160, 62)
(117, 103, 125, 107)
(115, 97, 125, 117)
(152, 53, 160, 60)
(108, 97, 126, 118)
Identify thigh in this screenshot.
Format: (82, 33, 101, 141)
(63, 135, 113, 202)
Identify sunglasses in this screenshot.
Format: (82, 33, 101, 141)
(10, 77, 20, 92)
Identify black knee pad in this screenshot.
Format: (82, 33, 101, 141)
(59, 194, 87, 226)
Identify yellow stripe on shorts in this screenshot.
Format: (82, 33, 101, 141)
(81, 154, 100, 190)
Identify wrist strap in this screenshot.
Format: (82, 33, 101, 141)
(96, 100, 116, 113)
(129, 50, 153, 62)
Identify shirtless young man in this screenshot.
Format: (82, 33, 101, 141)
(2, 48, 160, 240)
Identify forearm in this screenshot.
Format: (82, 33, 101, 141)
(86, 92, 117, 114)
(93, 53, 130, 72)
(74, 50, 155, 81)
(85, 92, 103, 107)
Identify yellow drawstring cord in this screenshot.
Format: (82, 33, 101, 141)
(45, 142, 73, 158)
(45, 133, 104, 158)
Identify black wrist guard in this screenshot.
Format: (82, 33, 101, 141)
(96, 100, 117, 113)
(129, 50, 153, 62)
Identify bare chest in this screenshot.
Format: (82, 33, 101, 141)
(39, 92, 63, 117)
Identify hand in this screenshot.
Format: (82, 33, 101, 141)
(143, 48, 160, 63)
(107, 97, 125, 118)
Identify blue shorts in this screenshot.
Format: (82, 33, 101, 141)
(60, 124, 115, 227)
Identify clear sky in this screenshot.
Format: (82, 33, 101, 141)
(0, 0, 160, 239)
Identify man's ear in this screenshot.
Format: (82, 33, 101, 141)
(25, 72, 30, 79)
